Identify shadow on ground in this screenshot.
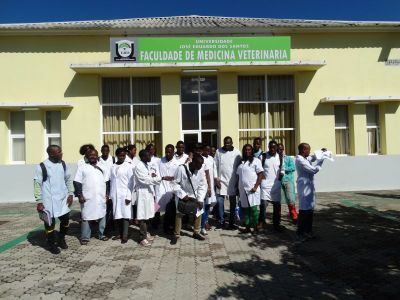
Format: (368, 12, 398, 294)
(210, 203, 400, 300)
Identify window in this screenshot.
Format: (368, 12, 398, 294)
(238, 75, 295, 154)
(45, 111, 61, 147)
(9, 111, 25, 163)
(181, 76, 218, 150)
(101, 77, 161, 154)
(366, 104, 380, 154)
(334, 105, 350, 155)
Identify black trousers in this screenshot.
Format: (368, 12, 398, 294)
(139, 220, 148, 242)
(116, 219, 129, 238)
(104, 201, 114, 236)
(297, 209, 314, 235)
(163, 200, 176, 232)
(44, 212, 70, 243)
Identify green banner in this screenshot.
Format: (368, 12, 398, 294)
(110, 36, 290, 63)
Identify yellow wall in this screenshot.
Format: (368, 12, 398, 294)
(1, 32, 400, 164)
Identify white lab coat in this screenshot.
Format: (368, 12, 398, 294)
(74, 163, 108, 221)
(295, 155, 323, 210)
(127, 157, 140, 205)
(34, 159, 72, 218)
(203, 155, 217, 205)
(156, 157, 180, 211)
(237, 159, 263, 208)
(98, 155, 114, 176)
(134, 161, 162, 220)
(110, 162, 134, 219)
(173, 164, 207, 215)
(260, 153, 283, 202)
(174, 153, 189, 165)
(214, 148, 241, 196)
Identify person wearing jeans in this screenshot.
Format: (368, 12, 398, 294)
(214, 136, 241, 229)
(74, 149, 110, 245)
(81, 217, 107, 242)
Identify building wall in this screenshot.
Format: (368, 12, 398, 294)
(1, 33, 400, 166)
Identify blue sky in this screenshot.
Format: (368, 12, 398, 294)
(1, 0, 399, 24)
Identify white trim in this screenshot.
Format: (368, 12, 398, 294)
(321, 96, 400, 103)
(71, 60, 327, 71)
(102, 131, 161, 134)
(238, 128, 295, 132)
(0, 101, 73, 109)
(9, 112, 26, 164)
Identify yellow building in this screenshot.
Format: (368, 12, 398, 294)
(1, 16, 400, 198)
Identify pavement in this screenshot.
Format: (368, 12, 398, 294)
(0, 190, 399, 300)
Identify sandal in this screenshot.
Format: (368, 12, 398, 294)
(80, 240, 89, 245)
(139, 239, 150, 247)
(100, 236, 109, 241)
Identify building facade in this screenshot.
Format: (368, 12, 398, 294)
(1, 16, 400, 200)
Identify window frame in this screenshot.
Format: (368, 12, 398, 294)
(334, 105, 350, 156)
(180, 76, 219, 145)
(238, 75, 296, 153)
(9, 111, 26, 164)
(366, 104, 381, 155)
(44, 111, 62, 154)
(100, 77, 162, 147)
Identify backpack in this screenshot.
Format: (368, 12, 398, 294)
(40, 160, 66, 182)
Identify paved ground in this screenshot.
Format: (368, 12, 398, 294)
(0, 190, 399, 300)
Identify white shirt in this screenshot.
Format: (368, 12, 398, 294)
(110, 162, 134, 219)
(74, 163, 108, 220)
(296, 155, 323, 210)
(203, 155, 217, 205)
(214, 147, 241, 196)
(174, 153, 189, 165)
(260, 152, 283, 202)
(237, 159, 263, 207)
(156, 157, 180, 211)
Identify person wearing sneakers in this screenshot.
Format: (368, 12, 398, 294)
(236, 144, 264, 234)
(34, 145, 74, 254)
(74, 149, 110, 245)
(277, 143, 298, 224)
(260, 140, 285, 232)
(135, 149, 162, 246)
(200, 143, 217, 235)
(109, 147, 134, 244)
(295, 143, 325, 242)
(171, 153, 207, 245)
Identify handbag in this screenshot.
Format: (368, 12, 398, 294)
(177, 165, 198, 215)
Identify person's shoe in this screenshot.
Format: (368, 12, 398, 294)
(251, 228, 259, 235)
(305, 232, 317, 240)
(146, 233, 155, 242)
(295, 234, 307, 243)
(192, 233, 205, 241)
(170, 236, 179, 245)
(205, 223, 212, 231)
(80, 240, 89, 246)
(112, 235, 121, 240)
(225, 224, 237, 230)
(239, 227, 251, 234)
(100, 236, 109, 241)
(200, 229, 208, 236)
(49, 243, 60, 254)
(214, 223, 224, 230)
(273, 225, 285, 232)
(121, 236, 128, 244)
(58, 238, 68, 250)
(139, 239, 151, 247)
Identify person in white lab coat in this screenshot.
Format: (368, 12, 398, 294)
(260, 140, 285, 231)
(171, 153, 208, 245)
(77, 144, 95, 168)
(200, 143, 217, 235)
(157, 144, 179, 234)
(214, 136, 242, 229)
(174, 140, 190, 164)
(295, 143, 324, 241)
(145, 143, 162, 229)
(109, 147, 134, 244)
(34, 145, 74, 254)
(98, 144, 115, 237)
(74, 149, 110, 245)
(135, 149, 162, 246)
(124, 144, 140, 224)
(236, 144, 264, 234)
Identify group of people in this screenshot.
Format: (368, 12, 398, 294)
(34, 137, 326, 254)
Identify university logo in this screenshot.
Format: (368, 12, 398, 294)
(114, 39, 136, 62)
